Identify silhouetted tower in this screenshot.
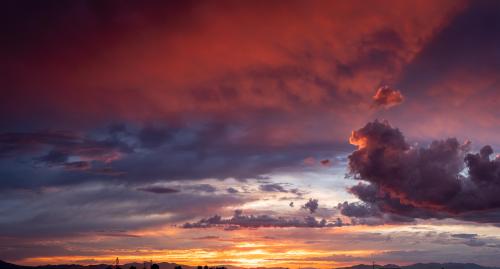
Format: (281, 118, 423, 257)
(198, 266, 203, 269)
(115, 257, 122, 269)
(151, 263, 159, 269)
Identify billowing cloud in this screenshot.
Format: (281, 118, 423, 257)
(372, 85, 404, 108)
(302, 198, 319, 214)
(343, 120, 500, 223)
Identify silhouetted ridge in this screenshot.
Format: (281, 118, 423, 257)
(337, 263, 500, 269)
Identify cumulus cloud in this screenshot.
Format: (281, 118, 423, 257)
(372, 85, 404, 108)
(302, 198, 319, 214)
(342, 120, 500, 224)
(182, 210, 343, 229)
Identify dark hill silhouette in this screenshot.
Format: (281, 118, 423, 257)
(0, 261, 286, 269)
(336, 263, 500, 269)
(1, 261, 499, 269)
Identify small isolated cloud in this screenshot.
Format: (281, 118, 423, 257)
(372, 85, 404, 108)
(320, 159, 331, 166)
(302, 198, 319, 214)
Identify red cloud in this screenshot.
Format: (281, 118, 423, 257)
(372, 85, 404, 108)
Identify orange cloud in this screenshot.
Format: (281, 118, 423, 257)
(372, 85, 404, 109)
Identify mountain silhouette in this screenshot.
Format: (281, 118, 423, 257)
(336, 263, 500, 269)
(1, 261, 499, 269)
(0, 261, 287, 269)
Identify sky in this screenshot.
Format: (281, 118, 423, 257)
(2, 0, 500, 268)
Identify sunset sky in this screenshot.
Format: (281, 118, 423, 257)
(2, 0, 500, 268)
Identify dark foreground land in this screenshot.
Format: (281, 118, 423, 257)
(1, 260, 499, 269)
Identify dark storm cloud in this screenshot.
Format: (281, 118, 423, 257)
(343, 120, 500, 224)
(182, 209, 343, 229)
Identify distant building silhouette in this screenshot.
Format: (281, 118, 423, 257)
(151, 264, 159, 269)
(130, 266, 137, 269)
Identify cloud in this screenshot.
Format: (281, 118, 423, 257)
(226, 187, 239, 194)
(0, 0, 462, 135)
(302, 198, 319, 214)
(320, 159, 331, 166)
(0, 131, 130, 170)
(138, 125, 174, 149)
(0, 183, 250, 239)
(184, 184, 218, 193)
(372, 85, 404, 108)
(137, 186, 180, 194)
(259, 183, 288, 193)
(182, 210, 343, 229)
(337, 201, 414, 225)
(0, 122, 347, 190)
(343, 120, 500, 223)
(337, 201, 380, 218)
(451, 233, 477, 239)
